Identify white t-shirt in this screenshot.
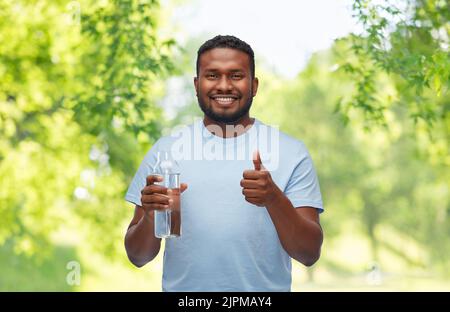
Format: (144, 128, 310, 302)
(125, 118, 323, 291)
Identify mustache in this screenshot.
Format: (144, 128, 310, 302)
(207, 92, 242, 98)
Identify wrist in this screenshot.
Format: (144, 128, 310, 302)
(266, 186, 285, 208)
(142, 210, 154, 224)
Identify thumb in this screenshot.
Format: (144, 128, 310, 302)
(180, 183, 188, 193)
(253, 150, 264, 171)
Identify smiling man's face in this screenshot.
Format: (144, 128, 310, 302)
(194, 48, 258, 125)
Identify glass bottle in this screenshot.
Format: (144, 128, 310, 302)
(153, 150, 181, 238)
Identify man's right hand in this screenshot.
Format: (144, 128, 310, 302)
(140, 175, 188, 215)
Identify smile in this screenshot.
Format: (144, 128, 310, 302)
(210, 96, 239, 106)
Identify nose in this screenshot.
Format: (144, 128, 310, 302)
(215, 75, 233, 92)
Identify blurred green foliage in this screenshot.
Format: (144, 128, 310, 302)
(252, 48, 450, 274)
(335, 0, 449, 131)
(0, 0, 176, 264)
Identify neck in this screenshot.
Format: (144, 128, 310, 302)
(203, 114, 255, 138)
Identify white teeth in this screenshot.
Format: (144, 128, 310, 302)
(214, 97, 235, 102)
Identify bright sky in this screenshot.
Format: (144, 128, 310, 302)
(167, 0, 361, 78)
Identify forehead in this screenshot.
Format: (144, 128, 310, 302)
(199, 48, 250, 72)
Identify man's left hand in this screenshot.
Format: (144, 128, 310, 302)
(240, 150, 282, 207)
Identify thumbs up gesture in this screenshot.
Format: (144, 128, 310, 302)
(240, 150, 281, 207)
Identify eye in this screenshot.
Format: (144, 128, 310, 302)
(206, 73, 218, 79)
(231, 73, 244, 80)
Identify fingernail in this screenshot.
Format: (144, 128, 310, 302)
(169, 199, 173, 204)
(167, 189, 172, 194)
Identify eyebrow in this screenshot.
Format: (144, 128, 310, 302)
(203, 69, 245, 73)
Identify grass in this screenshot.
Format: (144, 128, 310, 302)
(0, 240, 78, 291)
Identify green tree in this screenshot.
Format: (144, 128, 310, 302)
(0, 0, 176, 267)
(281, 48, 449, 274)
(336, 0, 449, 130)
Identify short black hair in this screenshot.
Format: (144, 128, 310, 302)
(196, 35, 255, 78)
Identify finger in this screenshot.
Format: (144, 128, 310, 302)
(142, 184, 169, 195)
(243, 169, 262, 180)
(242, 189, 261, 197)
(244, 197, 262, 206)
(180, 183, 188, 193)
(240, 179, 260, 189)
(142, 194, 172, 205)
(253, 150, 262, 171)
(146, 175, 162, 186)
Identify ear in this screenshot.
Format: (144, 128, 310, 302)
(194, 76, 199, 96)
(252, 77, 259, 97)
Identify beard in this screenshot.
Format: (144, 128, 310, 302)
(198, 90, 254, 124)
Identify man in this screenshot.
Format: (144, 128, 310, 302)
(124, 35, 324, 291)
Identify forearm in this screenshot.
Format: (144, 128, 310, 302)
(125, 212, 161, 267)
(265, 189, 323, 266)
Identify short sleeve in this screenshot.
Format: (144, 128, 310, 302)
(284, 143, 324, 213)
(124, 140, 161, 207)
